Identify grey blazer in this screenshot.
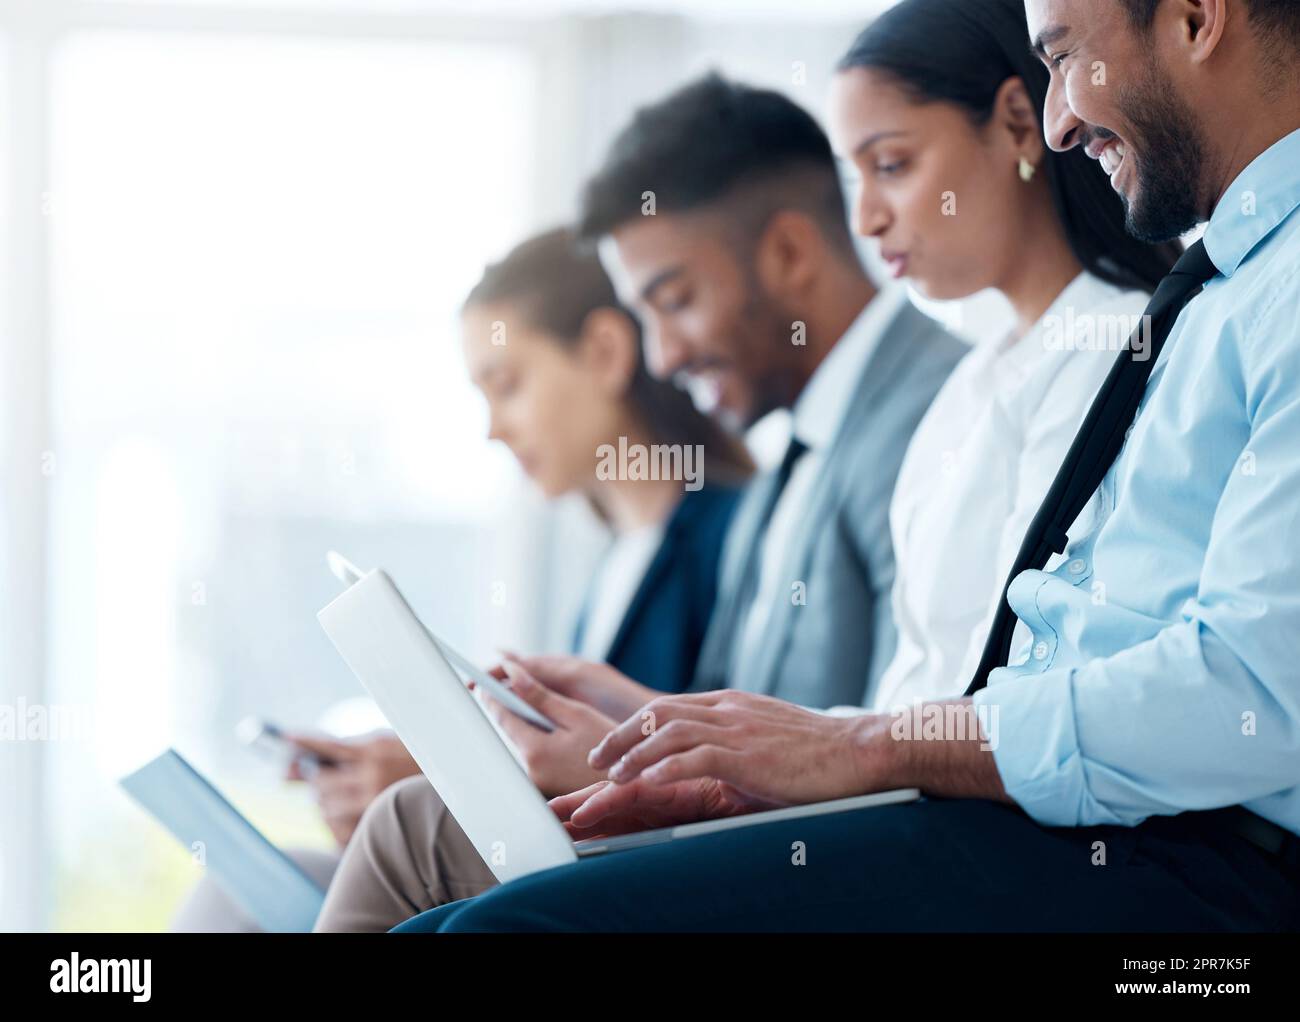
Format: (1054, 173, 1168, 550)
(691, 299, 966, 708)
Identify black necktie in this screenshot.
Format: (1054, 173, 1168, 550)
(691, 433, 810, 692)
(731, 434, 808, 621)
(761, 433, 810, 528)
(965, 240, 1219, 696)
(722, 433, 810, 687)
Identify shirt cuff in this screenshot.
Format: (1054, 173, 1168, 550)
(819, 704, 871, 718)
(972, 668, 1089, 826)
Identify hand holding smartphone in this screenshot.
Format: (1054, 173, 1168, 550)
(236, 717, 341, 778)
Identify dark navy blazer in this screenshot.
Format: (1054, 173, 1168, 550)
(572, 485, 742, 693)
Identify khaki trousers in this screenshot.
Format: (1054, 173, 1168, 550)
(314, 775, 497, 932)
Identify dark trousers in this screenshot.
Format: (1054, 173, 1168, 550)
(391, 799, 1300, 933)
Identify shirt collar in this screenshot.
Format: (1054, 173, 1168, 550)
(1203, 126, 1300, 278)
(790, 286, 907, 451)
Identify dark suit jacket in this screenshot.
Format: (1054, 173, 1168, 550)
(572, 485, 742, 693)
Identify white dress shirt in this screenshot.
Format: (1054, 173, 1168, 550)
(732, 287, 908, 675)
(576, 522, 665, 661)
(867, 272, 1149, 711)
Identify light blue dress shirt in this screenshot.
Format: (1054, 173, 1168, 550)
(974, 128, 1300, 837)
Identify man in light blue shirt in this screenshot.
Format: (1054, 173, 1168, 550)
(402, 0, 1300, 933)
(977, 4, 1300, 838)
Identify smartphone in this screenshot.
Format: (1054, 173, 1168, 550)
(236, 717, 340, 775)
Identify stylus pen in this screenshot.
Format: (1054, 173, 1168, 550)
(421, 626, 557, 732)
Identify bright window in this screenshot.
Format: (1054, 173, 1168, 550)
(44, 29, 535, 931)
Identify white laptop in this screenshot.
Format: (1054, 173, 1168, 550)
(317, 561, 921, 885)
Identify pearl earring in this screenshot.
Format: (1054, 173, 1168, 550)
(1019, 157, 1037, 183)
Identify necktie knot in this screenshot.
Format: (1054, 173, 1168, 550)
(1169, 238, 1219, 285)
(779, 435, 809, 482)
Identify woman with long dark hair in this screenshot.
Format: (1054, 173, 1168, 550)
(827, 0, 1182, 710)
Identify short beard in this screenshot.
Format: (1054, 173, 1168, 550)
(1114, 65, 1210, 242)
(732, 265, 804, 428)
(749, 317, 815, 427)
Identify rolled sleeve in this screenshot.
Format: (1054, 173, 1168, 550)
(972, 670, 1103, 826)
(973, 278, 1300, 833)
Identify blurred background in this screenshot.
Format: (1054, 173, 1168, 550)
(0, 0, 1003, 932)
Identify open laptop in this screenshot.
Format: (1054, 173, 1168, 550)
(317, 562, 921, 885)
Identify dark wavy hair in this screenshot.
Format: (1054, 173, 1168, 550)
(578, 73, 856, 256)
(838, 0, 1182, 292)
(464, 227, 754, 489)
(1120, 0, 1300, 47)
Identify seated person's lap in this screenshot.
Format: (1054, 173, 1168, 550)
(394, 799, 1298, 933)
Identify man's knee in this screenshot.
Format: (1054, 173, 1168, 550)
(387, 774, 439, 817)
(355, 774, 438, 849)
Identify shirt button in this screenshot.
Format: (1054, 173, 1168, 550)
(1033, 641, 1050, 662)
(1068, 559, 1087, 575)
